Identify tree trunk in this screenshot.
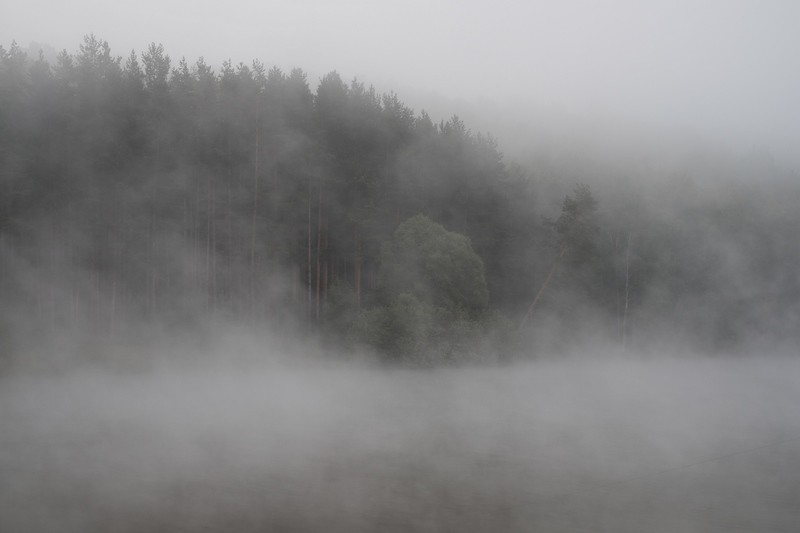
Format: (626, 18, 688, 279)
(206, 178, 212, 312)
(149, 205, 156, 316)
(307, 181, 312, 328)
(208, 176, 217, 315)
(250, 116, 260, 317)
(293, 264, 299, 307)
(622, 231, 632, 351)
(110, 279, 116, 335)
(315, 186, 322, 324)
(323, 211, 329, 309)
(615, 233, 622, 342)
(354, 224, 362, 310)
(519, 246, 566, 329)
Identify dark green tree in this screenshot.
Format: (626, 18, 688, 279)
(520, 184, 599, 329)
(353, 215, 494, 363)
(380, 214, 488, 316)
(555, 183, 599, 265)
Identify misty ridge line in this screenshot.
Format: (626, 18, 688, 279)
(0, 34, 799, 369)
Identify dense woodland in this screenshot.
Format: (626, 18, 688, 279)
(1, 36, 799, 365)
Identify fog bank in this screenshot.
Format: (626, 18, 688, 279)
(3, 353, 799, 532)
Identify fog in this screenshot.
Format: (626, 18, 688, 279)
(3, 1, 800, 530)
(5, 0, 800, 166)
(3, 347, 800, 532)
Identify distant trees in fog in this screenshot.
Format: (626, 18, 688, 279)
(351, 214, 500, 363)
(1, 35, 799, 360)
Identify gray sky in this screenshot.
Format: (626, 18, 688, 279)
(4, 0, 799, 163)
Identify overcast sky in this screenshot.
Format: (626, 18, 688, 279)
(4, 0, 799, 164)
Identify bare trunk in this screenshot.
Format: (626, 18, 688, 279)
(307, 182, 312, 328)
(250, 116, 260, 316)
(323, 212, 329, 309)
(206, 176, 217, 315)
(150, 269, 156, 317)
(354, 224, 362, 311)
(323, 261, 329, 309)
(50, 220, 57, 332)
(293, 264, 299, 305)
(615, 233, 622, 342)
(206, 178, 212, 312)
(109, 280, 116, 335)
(227, 180, 233, 311)
(212, 180, 217, 315)
(315, 187, 322, 324)
(149, 206, 156, 316)
(622, 231, 632, 351)
(194, 179, 201, 296)
(519, 246, 566, 329)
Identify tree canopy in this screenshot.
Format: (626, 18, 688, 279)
(2, 36, 800, 365)
(379, 214, 488, 316)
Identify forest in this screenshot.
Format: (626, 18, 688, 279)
(1, 35, 799, 367)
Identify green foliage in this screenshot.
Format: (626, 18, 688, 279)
(351, 215, 499, 363)
(352, 292, 500, 365)
(3, 36, 800, 358)
(322, 281, 359, 339)
(380, 214, 489, 317)
(352, 293, 432, 359)
(556, 183, 599, 265)
(141, 43, 170, 92)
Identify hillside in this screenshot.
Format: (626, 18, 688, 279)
(2, 36, 799, 365)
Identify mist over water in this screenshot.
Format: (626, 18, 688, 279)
(2, 3, 800, 529)
(3, 350, 799, 532)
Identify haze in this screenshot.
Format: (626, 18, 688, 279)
(3, 351, 800, 532)
(3, 2, 800, 531)
(5, 0, 800, 163)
